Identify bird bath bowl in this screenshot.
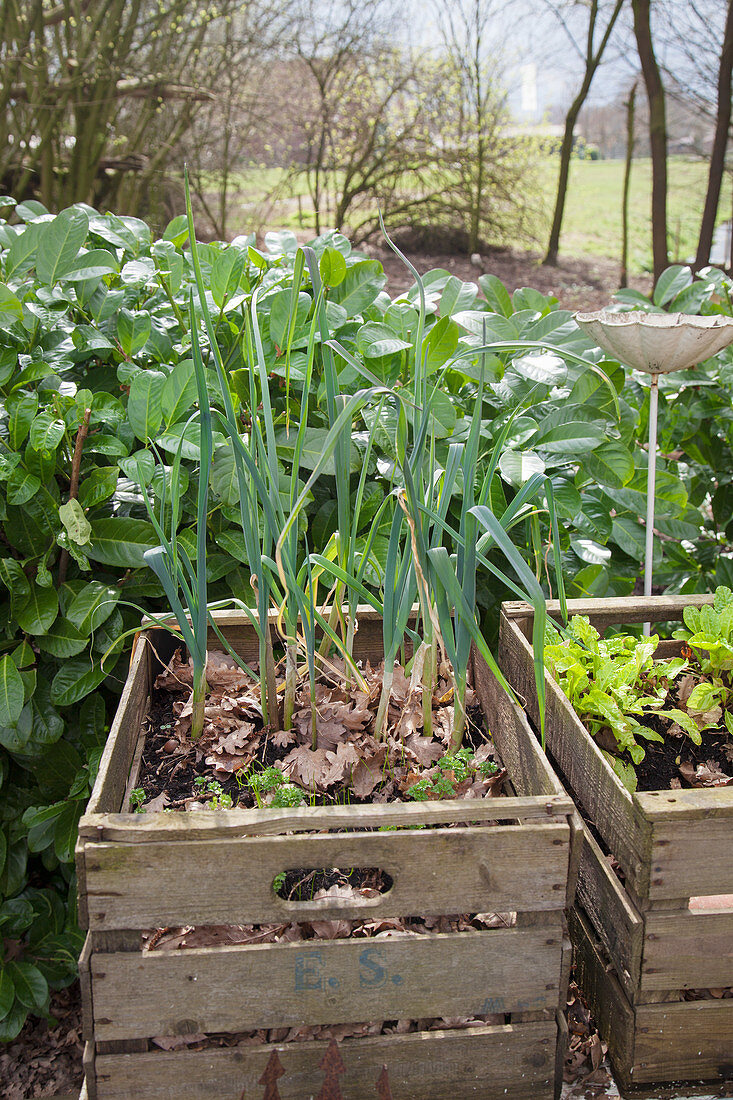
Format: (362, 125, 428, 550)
(574, 310, 733, 374)
(574, 310, 733, 629)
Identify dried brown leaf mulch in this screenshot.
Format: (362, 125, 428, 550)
(0, 985, 83, 1100)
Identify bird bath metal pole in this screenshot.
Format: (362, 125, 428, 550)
(574, 311, 733, 632)
(644, 371, 659, 629)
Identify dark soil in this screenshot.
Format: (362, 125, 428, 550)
(635, 721, 733, 792)
(361, 234, 651, 313)
(0, 985, 83, 1100)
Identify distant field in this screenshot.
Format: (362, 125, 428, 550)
(223, 156, 732, 276)
(536, 156, 733, 274)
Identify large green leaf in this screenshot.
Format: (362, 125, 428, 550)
(276, 426, 361, 475)
(439, 277, 477, 316)
(78, 466, 119, 509)
(66, 581, 119, 633)
(534, 422, 606, 452)
(356, 322, 411, 359)
(53, 800, 84, 864)
(6, 960, 48, 1010)
(0, 283, 22, 323)
(36, 208, 89, 285)
(62, 248, 119, 281)
(29, 411, 65, 455)
(0, 655, 24, 727)
(586, 441, 634, 489)
(87, 518, 158, 568)
(653, 265, 692, 308)
(7, 393, 38, 449)
(511, 351, 567, 386)
(7, 467, 40, 505)
(15, 583, 59, 635)
(498, 450, 546, 486)
(423, 316, 459, 374)
(0, 964, 14, 1019)
(127, 369, 165, 441)
(50, 652, 119, 707)
(269, 289, 311, 349)
(117, 309, 151, 356)
(331, 260, 386, 315)
(210, 444, 240, 506)
(161, 360, 197, 426)
(479, 274, 513, 317)
(210, 247, 246, 308)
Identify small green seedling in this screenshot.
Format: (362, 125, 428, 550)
(129, 788, 146, 812)
(270, 783, 305, 808)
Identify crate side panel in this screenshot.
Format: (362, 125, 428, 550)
(84, 822, 570, 929)
(472, 647, 563, 799)
(497, 616, 647, 897)
(576, 824, 644, 996)
(648, 816, 733, 899)
(86, 639, 150, 816)
(642, 908, 733, 990)
(91, 923, 563, 1041)
(500, 614, 651, 897)
(634, 1001, 733, 1084)
(93, 1021, 558, 1100)
(567, 907, 636, 1091)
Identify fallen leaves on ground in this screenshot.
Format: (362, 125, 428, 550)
(0, 985, 83, 1100)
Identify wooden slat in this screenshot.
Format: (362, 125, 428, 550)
(78, 793, 572, 844)
(634, 1000, 733, 1084)
(146, 605, 408, 668)
(501, 594, 713, 627)
(83, 1042, 96, 1100)
(641, 907, 733, 990)
(83, 822, 569, 929)
(91, 923, 564, 1040)
(78, 935, 94, 1044)
(637, 787, 733, 822)
(86, 639, 150, 816)
(76, 836, 89, 930)
(93, 1022, 558, 1100)
(575, 823, 644, 998)
(647, 815, 733, 898)
(499, 612, 652, 898)
(568, 906, 637, 1091)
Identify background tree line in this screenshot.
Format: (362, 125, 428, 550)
(1, 0, 732, 280)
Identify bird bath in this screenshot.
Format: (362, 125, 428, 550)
(574, 310, 733, 632)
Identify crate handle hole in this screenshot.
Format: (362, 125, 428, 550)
(273, 867, 393, 902)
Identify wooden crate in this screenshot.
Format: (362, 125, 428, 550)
(77, 610, 577, 1100)
(498, 595, 733, 1089)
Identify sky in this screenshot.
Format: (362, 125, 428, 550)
(410, 0, 725, 125)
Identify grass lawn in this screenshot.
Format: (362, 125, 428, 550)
(539, 156, 733, 274)
(221, 156, 732, 276)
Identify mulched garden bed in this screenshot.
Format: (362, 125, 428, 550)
(132, 649, 505, 816)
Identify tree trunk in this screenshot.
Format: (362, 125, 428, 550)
(544, 97, 584, 266)
(633, 0, 668, 283)
(620, 82, 637, 288)
(695, 0, 733, 271)
(543, 0, 624, 267)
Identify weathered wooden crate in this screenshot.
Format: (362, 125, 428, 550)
(498, 595, 733, 1089)
(77, 610, 577, 1100)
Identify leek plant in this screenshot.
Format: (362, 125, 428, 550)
(141, 292, 212, 741)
